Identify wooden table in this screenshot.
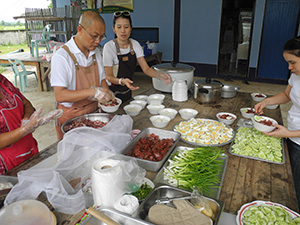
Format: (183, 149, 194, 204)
(0, 51, 50, 92)
(4, 89, 298, 224)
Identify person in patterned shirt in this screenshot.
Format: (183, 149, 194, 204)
(0, 74, 61, 174)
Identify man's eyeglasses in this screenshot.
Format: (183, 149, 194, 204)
(79, 24, 106, 41)
(113, 11, 130, 18)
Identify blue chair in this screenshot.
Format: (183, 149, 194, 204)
(31, 24, 52, 58)
(8, 59, 37, 92)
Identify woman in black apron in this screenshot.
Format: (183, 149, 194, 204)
(103, 11, 171, 102)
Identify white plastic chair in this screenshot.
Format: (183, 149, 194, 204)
(8, 59, 37, 92)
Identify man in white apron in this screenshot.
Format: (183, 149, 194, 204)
(51, 11, 114, 140)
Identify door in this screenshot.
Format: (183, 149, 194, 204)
(257, 0, 300, 80)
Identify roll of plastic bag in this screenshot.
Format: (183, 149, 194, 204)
(114, 195, 139, 215)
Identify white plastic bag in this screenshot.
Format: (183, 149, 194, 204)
(5, 115, 145, 214)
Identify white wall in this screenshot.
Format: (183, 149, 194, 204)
(0, 30, 26, 45)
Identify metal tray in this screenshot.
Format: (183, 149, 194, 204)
(81, 208, 152, 225)
(173, 118, 235, 147)
(0, 175, 18, 207)
(153, 146, 228, 199)
(228, 125, 285, 164)
(133, 184, 224, 225)
(120, 127, 181, 172)
(61, 113, 113, 133)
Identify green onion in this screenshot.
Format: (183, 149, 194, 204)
(132, 183, 153, 200)
(164, 147, 224, 195)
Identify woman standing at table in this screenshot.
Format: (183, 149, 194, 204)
(103, 11, 171, 101)
(255, 36, 300, 209)
(0, 74, 61, 174)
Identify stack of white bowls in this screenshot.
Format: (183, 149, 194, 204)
(146, 94, 165, 115)
(172, 80, 188, 102)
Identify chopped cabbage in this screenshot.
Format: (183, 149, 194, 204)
(231, 127, 283, 163)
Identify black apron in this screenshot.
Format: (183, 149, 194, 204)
(109, 39, 137, 102)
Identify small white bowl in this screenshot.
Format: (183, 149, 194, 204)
(147, 94, 165, 106)
(216, 112, 237, 125)
(240, 107, 256, 119)
(179, 108, 198, 120)
(266, 104, 279, 110)
(150, 115, 171, 128)
(251, 115, 278, 132)
(124, 104, 143, 116)
(158, 108, 178, 120)
(133, 95, 148, 101)
(100, 98, 122, 113)
(130, 100, 147, 109)
(251, 93, 267, 102)
(147, 104, 165, 115)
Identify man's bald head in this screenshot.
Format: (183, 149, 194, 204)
(79, 10, 105, 28)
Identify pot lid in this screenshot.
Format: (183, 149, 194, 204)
(153, 63, 195, 73)
(194, 78, 223, 89)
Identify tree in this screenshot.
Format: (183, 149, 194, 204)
(47, 0, 53, 8)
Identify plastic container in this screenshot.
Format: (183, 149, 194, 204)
(150, 115, 171, 128)
(178, 108, 198, 120)
(0, 199, 56, 225)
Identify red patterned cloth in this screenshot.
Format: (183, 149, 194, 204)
(0, 74, 25, 133)
(0, 159, 5, 175)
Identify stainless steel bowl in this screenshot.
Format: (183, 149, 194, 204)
(221, 84, 240, 98)
(61, 113, 113, 134)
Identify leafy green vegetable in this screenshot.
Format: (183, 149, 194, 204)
(231, 127, 283, 163)
(164, 147, 224, 195)
(132, 183, 153, 200)
(243, 204, 300, 225)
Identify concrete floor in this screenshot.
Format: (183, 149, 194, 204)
(2, 66, 291, 151)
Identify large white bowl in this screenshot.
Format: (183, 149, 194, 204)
(251, 93, 267, 102)
(158, 108, 178, 120)
(251, 115, 278, 132)
(133, 95, 148, 101)
(147, 94, 165, 106)
(179, 108, 198, 120)
(100, 98, 122, 113)
(266, 104, 279, 110)
(216, 112, 237, 125)
(147, 104, 165, 115)
(240, 107, 256, 119)
(124, 104, 143, 116)
(130, 100, 147, 109)
(150, 115, 171, 128)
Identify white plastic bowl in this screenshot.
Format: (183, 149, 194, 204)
(251, 115, 278, 132)
(266, 104, 279, 110)
(216, 112, 237, 125)
(240, 107, 256, 119)
(251, 93, 267, 102)
(130, 100, 147, 109)
(100, 98, 122, 113)
(158, 108, 178, 120)
(133, 95, 148, 101)
(147, 94, 165, 106)
(147, 104, 165, 115)
(123, 104, 143, 116)
(150, 115, 171, 128)
(179, 108, 198, 120)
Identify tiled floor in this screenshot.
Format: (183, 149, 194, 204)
(2, 67, 291, 151)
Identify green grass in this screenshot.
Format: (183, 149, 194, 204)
(0, 26, 25, 30)
(0, 43, 30, 55)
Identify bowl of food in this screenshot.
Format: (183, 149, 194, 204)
(252, 115, 278, 132)
(147, 94, 165, 106)
(216, 112, 237, 125)
(240, 107, 256, 119)
(124, 104, 143, 116)
(150, 115, 171, 128)
(178, 108, 198, 120)
(251, 93, 267, 102)
(158, 108, 178, 120)
(133, 95, 148, 101)
(147, 105, 165, 115)
(266, 104, 279, 110)
(100, 98, 122, 113)
(130, 100, 147, 109)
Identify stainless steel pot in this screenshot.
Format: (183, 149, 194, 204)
(193, 78, 223, 104)
(152, 62, 195, 93)
(221, 84, 240, 98)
